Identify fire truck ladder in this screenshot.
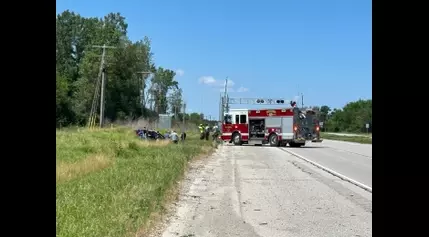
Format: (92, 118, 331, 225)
(221, 95, 298, 109)
(225, 97, 295, 106)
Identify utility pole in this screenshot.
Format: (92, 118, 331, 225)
(224, 77, 229, 114)
(157, 87, 162, 115)
(182, 102, 186, 133)
(92, 44, 116, 128)
(219, 92, 223, 122)
(301, 93, 304, 108)
(219, 77, 229, 123)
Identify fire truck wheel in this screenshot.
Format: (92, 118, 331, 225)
(232, 133, 242, 145)
(269, 134, 279, 147)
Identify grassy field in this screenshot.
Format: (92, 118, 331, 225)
(56, 127, 216, 237)
(324, 132, 372, 137)
(321, 132, 372, 144)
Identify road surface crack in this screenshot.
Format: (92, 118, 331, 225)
(290, 161, 313, 175)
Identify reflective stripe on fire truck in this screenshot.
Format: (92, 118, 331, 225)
(222, 132, 249, 136)
(265, 132, 294, 139)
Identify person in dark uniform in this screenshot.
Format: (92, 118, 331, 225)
(204, 124, 210, 140)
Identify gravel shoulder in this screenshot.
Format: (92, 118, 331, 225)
(149, 144, 372, 237)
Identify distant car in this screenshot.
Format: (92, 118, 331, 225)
(135, 129, 165, 140)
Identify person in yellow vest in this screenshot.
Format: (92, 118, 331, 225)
(198, 124, 205, 140)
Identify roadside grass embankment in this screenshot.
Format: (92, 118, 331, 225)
(56, 127, 216, 237)
(321, 132, 372, 144)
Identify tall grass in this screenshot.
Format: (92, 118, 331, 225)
(56, 127, 215, 237)
(321, 132, 372, 144)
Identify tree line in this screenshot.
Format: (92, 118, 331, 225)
(56, 10, 214, 128)
(316, 99, 372, 133)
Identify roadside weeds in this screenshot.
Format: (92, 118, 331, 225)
(56, 128, 218, 237)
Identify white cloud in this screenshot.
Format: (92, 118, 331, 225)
(175, 69, 184, 76)
(199, 76, 246, 94)
(237, 86, 249, 92)
(199, 76, 217, 85)
(198, 76, 235, 87)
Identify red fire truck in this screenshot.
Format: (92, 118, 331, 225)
(220, 98, 322, 147)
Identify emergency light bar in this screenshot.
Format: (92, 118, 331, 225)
(227, 97, 293, 105)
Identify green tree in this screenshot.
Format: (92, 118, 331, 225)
(56, 72, 73, 127)
(169, 88, 183, 116)
(55, 10, 181, 127)
(324, 99, 371, 133)
(150, 67, 178, 114)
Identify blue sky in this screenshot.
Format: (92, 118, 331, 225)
(57, 0, 372, 119)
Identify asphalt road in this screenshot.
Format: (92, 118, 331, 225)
(285, 140, 372, 188)
(153, 141, 372, 237)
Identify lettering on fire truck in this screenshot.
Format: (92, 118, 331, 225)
(266, 110, 276, 116)
(224, 124, 232, 132)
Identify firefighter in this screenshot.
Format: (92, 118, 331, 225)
(212, 123, 220, 141)
(198, 124, 205, 140)
(204, 123, 210, 140)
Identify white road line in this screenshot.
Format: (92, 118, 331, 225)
(324, 146, 372, 159)
(280, 148, 372, 193)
